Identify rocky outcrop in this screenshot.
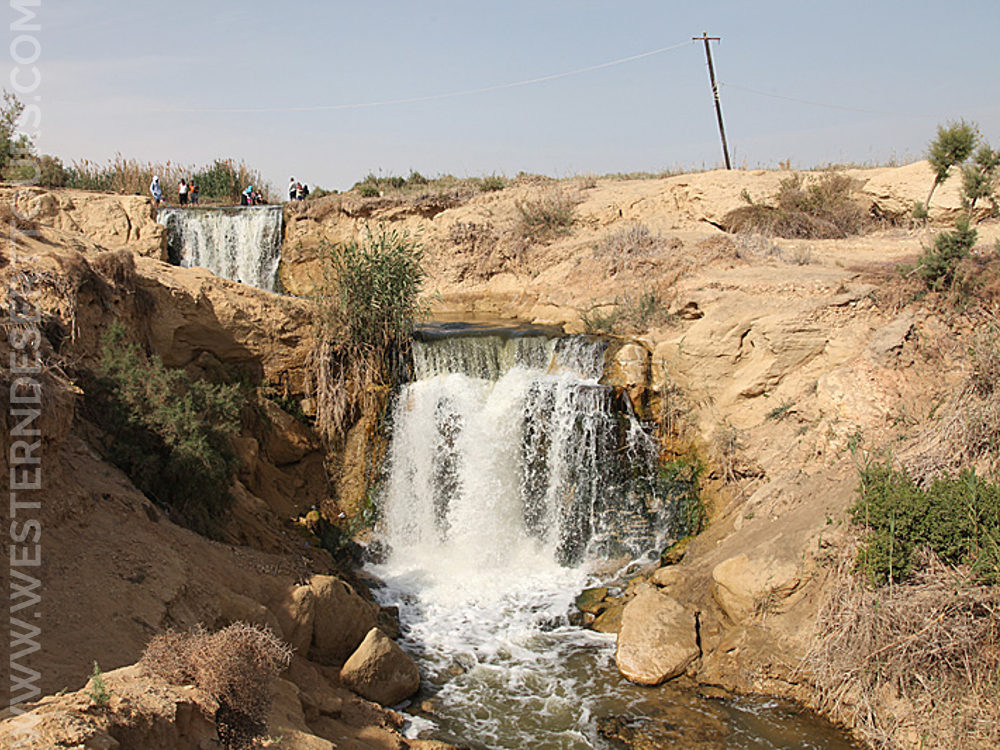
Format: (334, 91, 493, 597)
(339, 628, 421, 707)
(615, 585, 700, 685)
(136, 257, 315, 395)
(309, 576, 381, 664)
(6, 186, 167, 259)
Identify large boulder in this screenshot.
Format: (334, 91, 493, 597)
(309, 576, 380, 664)
(615, 585, 699, 685)
(339, 628, 420, 707)
(270, 584, 317, 654)
(711, 552, 800, 624)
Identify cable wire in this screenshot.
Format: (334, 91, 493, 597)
(719, 81, 919, 118)
(156, 39, 696, 114)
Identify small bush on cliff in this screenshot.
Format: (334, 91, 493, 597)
(914, 217, 977, 291)
(721, 171, 871, 239)
(515, 190, 577, 242)
(141, 623, 292, 750)
(85, 323, 241, 536)
(581, 289, 675, 335)
(312, 225, 426, 442)
(86, 661, 111, 709)
(850, 463, 1000, 584)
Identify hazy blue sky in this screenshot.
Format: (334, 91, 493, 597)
(15, 1, 1000, 192)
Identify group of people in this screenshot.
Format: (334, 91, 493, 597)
(149, 176, 200, 207)
(149, 175, 267, 207)
(288, 177, 310, 201)
(240, 184, 267, 205)
(177, 179, 200, 205)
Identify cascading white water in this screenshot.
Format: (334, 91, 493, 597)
(369, 331, 675, 747)
(157, 206, 283, 292)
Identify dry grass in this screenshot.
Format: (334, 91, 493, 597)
(140, 623, 292, 750)
(806, 551, 1000, 749)
(515, 189, 577, 242)
(721, 172, 874, 239)
(594, 222, 682, 276)
(67, 155, 272, 203)
(906, 324, 1000, 482)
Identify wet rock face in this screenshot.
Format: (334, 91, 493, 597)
(339, 627, 420, 707)
(615, 585, 700, 685)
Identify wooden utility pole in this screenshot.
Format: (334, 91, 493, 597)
(693, 32, 732, 170)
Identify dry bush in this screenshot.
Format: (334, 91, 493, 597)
(446, 220, 525, 281)
(721, 172, 872, 239)
(906, 325, 1000, 481)
(806, 552, 1000, 749)
(0, 199, 38, 236)
(141, 622, 292, 750)
(594, 222, 681, 276)
(515, 189, 577, 242)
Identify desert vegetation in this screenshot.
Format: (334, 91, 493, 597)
(514, 189, 577, 242)
(140, 623, 293, 750)
(721, 171, 873, 238)
(311, 225, 426, 442)
(83, 322, 243, 536)
(809, 323, 1000, 747)
(352, 170, 507, 198)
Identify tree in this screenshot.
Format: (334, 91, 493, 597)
(0, 89, 31, 176)
(961, 143, 1000, 219)
(926, 120, 978, 209)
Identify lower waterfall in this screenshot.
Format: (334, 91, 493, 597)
(157, 205, 283, 292)
(368, 326, 856, 749)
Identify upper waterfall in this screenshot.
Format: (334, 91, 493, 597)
(157, 205, 283, 292)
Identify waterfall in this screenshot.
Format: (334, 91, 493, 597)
(368, 329, 682, 747)
(368, 328, 855, 748)
(381, 332, 676, 570)
(157, 206, 283, 292)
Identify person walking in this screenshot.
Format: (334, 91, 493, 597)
(150, 176, 163, 207)
(190, 183, 200, 205)
(178, 179, 189, 205)
(288, 177, 297, 202)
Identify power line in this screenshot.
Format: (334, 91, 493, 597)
(719, 81, 919, 118)
(157, 39, 697, 114)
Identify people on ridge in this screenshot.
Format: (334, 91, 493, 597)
(150, 176, 163, 207)
(178, 179, 189, 205)
(288, 177, 297, 202)
(241, 184, 253, 206)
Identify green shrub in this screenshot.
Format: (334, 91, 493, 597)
(926, 120, 978, 208)
(515, 190, 576, 241)
(357, 182, 380, 197)
(851, 463, 1000, 584)
(961, 144, 1000, 217)
(85, 323, 242, 536)
(477, 174, 506, 192)
(86, 661, 111, 708)
(313, 225, 426, 440)
(916, 217, 977, 290)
